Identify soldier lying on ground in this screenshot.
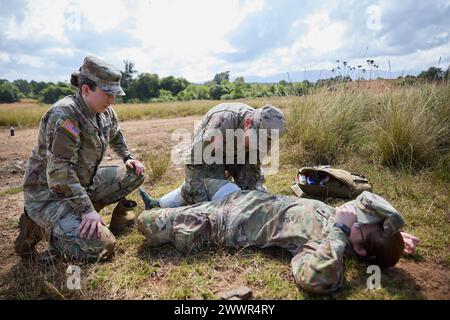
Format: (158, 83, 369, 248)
(137, 181, 419, 294)
(15, 56, 145, 263)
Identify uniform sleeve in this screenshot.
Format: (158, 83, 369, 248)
(290, 227, 348, 294)
(45, 113, 95, 216)
(190, 112, 226, 165)
(108, 107, 132, 161)
(184, 113, 227, 203)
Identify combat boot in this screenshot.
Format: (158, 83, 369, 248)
(14, 211, 44, 257)
(109, 198, 137, 235)
(139, 187, 160, 210)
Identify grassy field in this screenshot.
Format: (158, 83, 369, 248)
(0, 96, 293, 128)
(1, 81, 449, 299)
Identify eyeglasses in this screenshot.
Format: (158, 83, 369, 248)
(354, 222, 365, 243)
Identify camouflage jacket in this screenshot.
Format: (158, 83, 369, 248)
(138, 190, 351, 294)
(23, 93, 132, 216)
(189, 103, 256, 165)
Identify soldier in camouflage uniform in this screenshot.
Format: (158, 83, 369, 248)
(15, 56, 145, 262)
(137, 187, 408, 294)
(139, 102, 285, 209)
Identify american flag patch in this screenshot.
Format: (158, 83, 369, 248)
(61, 119, 80, 138)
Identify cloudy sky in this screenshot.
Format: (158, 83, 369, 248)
(1, 0, 449, 83)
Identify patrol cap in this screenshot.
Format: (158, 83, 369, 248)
(349, 191, 405, 234)
(71, 56, 125, 96)
(252, 104, 285, 138)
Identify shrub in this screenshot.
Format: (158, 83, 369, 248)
(39, 85, 75, 104)
(0, 82, 21, 103)
(209, 85, 228, 100)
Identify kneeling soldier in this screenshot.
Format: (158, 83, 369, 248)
(15, 56, 145, 262)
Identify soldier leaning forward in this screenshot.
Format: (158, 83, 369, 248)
(15, 56, 145, 262)
(138, 102, 286, 209)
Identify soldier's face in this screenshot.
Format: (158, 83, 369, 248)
(83, 85, 116, 113)
(349, 223, 381, 256)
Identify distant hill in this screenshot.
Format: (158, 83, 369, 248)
(237, 69, 421, 83)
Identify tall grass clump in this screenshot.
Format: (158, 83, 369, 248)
(283, 87, 375, 165)
(283, 83, 450, 173)
(143, 150, 171, 181)
(369, 84, 450, 170)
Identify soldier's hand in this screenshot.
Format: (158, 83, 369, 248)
(335, 204, 357, 229)
(401, 232, 420, 255)
(126, 159, 145, 176)
(79, 211, 105, 240)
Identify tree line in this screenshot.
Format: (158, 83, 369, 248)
(1, 61, 449, 104)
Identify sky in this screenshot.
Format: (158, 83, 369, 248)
(0, 0, 449, 83)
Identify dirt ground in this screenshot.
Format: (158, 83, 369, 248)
(0, 116, 449, 300)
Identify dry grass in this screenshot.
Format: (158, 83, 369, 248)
(0, 102, 49, 127)
(283, 83, 450, 175)
(0, 96, 292, 128)
(370, 85, 450, 169)
(143, 150, 171, 182)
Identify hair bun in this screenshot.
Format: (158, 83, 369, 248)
(70, 72, 80, 88)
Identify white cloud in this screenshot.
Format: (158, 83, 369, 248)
(0, 52, 11, 63)
(0, 0, 448, 82)
(371, 41, 450, 73)
(41, 47, 75, 56)
(291, 11, 346, 55)
(234, 9, 347, 77)
(75, 0, 132, 33)
(109, 0, 265, 81)
(16, 54, 45, 68)
(3, 0, 70, 42)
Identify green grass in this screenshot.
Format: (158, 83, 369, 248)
(0, 186, 22, 197)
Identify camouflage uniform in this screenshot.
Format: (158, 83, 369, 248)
(181, 103, 284, 204)
(137, 190, 405, 294)
(22, 88, 143, 261)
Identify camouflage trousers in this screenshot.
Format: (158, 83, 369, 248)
(137, 190, 336, 253)
(180, 163, 265, 205)
(137, 190, 349, 294)
(25, 165, 144, 262)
